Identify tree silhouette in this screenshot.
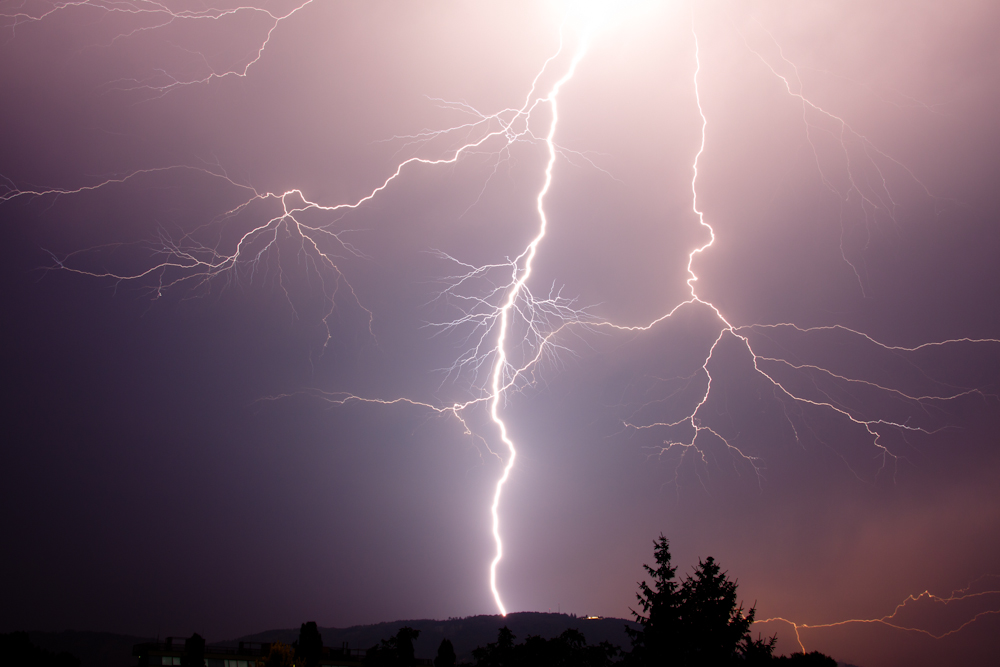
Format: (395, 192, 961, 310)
(181, 633, 205, 667)
(434, 638, 457, 667)
(472, 626, 618, 667)
(625, 535, 682, 665)
(678, 556, 772, 665)
(364, 626, 421, 667)
(396, 627, 420, 666)
(259, 642, 293, 667)
(295, 622, 323, 667)
(625, 535, 775, 666)
(774, 652, 837, 666)
(472, 626, 516, 667)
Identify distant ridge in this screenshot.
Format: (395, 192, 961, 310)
(23, 614, 638, 666)
(21, 620, 860, 666)
(237, 612, 638, 661)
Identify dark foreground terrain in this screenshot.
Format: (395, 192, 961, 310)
(22, 614, 632, 667)
(22, 614, 860, 666)
(240, 612, 635, 663)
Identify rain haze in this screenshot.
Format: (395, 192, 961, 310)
(2, 2, 999, 666)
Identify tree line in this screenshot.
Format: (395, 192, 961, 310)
(257, 535, 838, 667)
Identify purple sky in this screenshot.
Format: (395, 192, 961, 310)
(2, 2, 999, 665)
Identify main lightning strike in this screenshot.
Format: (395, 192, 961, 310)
(486, 29, 591, 616)
(1, 11, 598, 614)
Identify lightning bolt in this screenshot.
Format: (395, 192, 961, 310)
(3, 11, 598, 612)
(0, 3, 599, 615)
(1, 1, 317, 98)
(754, 576, 1000, 654)
(485, 26, 591, 616)
(3, 1, 998, 626)
(576, 20, 1000, 493)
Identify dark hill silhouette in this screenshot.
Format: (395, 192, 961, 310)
(14, 617, 635, 667)
(19, 619, 854, 666)
(238, 612, 638, 662)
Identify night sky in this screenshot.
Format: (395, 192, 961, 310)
(2, 2, 999, 666)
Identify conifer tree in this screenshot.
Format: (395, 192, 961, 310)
(295, 621, 323, 667)
(625, 535, 682, 665)
(625, 536, 776, 666)
(434, 638, 457, 667)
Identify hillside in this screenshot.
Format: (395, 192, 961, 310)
(238, 612, 637, 661)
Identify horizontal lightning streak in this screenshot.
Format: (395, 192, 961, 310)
(755, 579, 1000, 653)
(1, 1, 319, 96)
(6, 38, 592, 349)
